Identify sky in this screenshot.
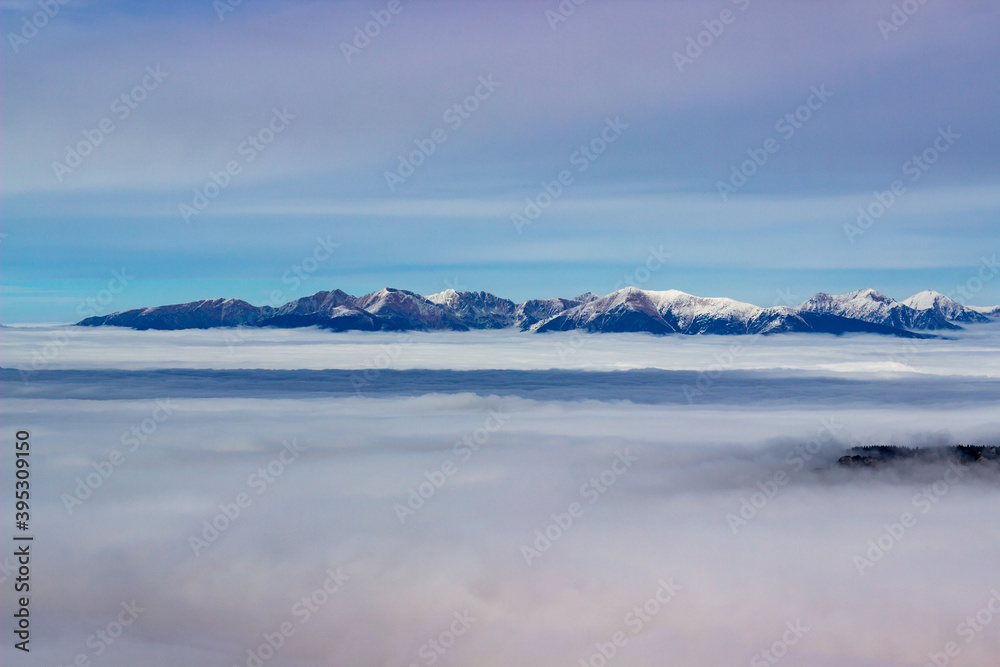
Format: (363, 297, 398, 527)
(2, 0, 1000, 322)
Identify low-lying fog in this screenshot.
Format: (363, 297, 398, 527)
(2, 328, 998, 665)
(4, 323, 1000, 376)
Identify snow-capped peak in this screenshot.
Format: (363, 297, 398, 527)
(901, 290, 955, 311)
(426, 289, 459, 306)
(968, 304, 1000, 315)
(838, 288, 893, 304)
(76, 285, 999, 334)
(900, 290, 995, 323)
(798, 289, 896, 317)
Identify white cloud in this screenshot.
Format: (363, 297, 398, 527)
(3, 386, 999, 666)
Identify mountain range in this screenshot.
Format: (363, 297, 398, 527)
(76, 287, 1000, 338)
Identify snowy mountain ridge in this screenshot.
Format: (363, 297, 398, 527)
(77, 286, 999, 337)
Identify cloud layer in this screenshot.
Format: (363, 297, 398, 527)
(2, 329, 1000, 665)
(3, 392, 1000, 666)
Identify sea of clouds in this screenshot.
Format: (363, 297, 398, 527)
(2, 327, 999, 666)
(4, 323, 1000, 376)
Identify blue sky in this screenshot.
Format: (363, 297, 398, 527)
(2, 0, 999, 322)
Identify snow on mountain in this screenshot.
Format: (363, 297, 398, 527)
(901, 290, 948, 311)
(535, 287, 680, 334)
(646, 289, 781, 334)
(354, 288, 469, 330)
(425, 289, 589, 330)
(79, 286, 991, 337)
(78, 298, 272, 330)
(274, 289, 357, 316)
(799, 288, 894, 320)
(900, 290, 992, 324)
(798, 289, 960, 330)
(530, 287, 923, 336)
(532, 287, 868, 335)
(259, 304, 382, 332)
(968, 304, 1000, 317)
(426, 289, 517, 329)
(514, 297, 585, 330)
(425, 289, 459, 307)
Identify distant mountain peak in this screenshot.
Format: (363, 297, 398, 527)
(426, 288, 459, 304)
(76, 285, 998, 337)
(902, 290, 953, 309)
(900, 290, 991, 323)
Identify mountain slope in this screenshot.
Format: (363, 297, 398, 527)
(535, 288, 680, 334)
(426, 289, 518, 329)
(531, 288, 939, 338)
(78, 298, 273, 330)
(900, 290, 992, 324)
(354, 288, 469, 331)
(797, 289, 962, 330)
(76, 286, 999, 337)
